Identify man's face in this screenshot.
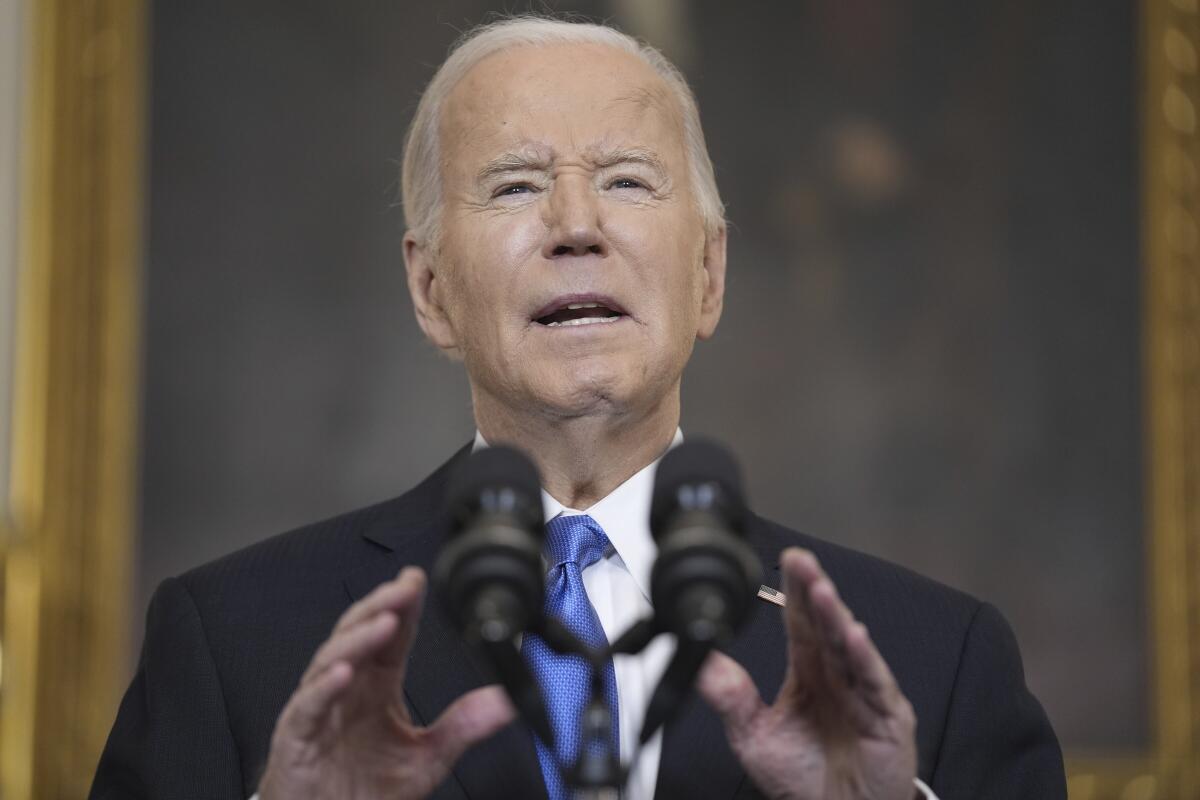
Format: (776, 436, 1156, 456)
(406, 43, 725, 422)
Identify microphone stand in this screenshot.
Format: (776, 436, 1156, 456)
(607, 615, 715, 747)
(482, 603, 729, 795)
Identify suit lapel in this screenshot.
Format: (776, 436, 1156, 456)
(342, 446, 545, 800)
(655, 517, 789, 799)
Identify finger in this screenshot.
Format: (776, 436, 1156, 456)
(301, 611, 398, 686)
(780, 548, 877, 702)
(376, 569, 427, 671)
(842, 620, 909, 731)
(426, 685, 518, 770)
(806, 571, 860, 686)
(333, 566, 426, 635)
(844, 620, 896, 697)
(805, 568, 892, 691)
(282, 660, 355, 740)
(777, 548, 830, 691)
(696, 650, 766, 742)
(796, 559, 910, 735)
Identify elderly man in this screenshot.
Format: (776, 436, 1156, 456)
(91, 16, 1065, 800)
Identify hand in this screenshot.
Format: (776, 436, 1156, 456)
(697, 548, 917, 800)
(258, 567, 516, 800)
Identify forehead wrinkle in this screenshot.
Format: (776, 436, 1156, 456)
(476, 143, 555, 182)
(606, 85, 667, 115)
(606, 81, 683, 129)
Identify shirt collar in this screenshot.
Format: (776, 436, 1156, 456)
(471, 429, 683, 601)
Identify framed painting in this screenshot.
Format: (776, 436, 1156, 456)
(0, 2, 1196, 798)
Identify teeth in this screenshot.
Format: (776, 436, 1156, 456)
(565, 302, 602, 310)
(544, 315, 621, 327)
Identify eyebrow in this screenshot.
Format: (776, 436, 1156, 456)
(476, 150, 554, 183)
(475, 145, 669, 184)
(586, 146, 669, 180)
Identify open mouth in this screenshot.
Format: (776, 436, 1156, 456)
(533, 299, 626, 328)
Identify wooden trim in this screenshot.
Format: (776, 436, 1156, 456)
(0, 1, 145, 796)
(1145, 0, 1200, 795)
(1065, 1, 1200, 797)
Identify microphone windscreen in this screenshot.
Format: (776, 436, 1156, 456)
(650, 439, 747, 541)
(445, 445, 543, 533)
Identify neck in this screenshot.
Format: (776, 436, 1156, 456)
(473, 389, 680, 510)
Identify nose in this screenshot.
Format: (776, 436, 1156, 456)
(541, 175, 606, 259)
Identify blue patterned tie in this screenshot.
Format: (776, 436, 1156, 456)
(521, 514, 620, 799)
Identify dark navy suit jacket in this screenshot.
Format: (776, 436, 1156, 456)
(90, 445, 1066, 799)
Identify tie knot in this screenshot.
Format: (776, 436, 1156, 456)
(544, 514, 610, 571)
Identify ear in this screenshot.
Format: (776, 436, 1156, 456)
(696, 224, 727, 341)
(404, 232, 463, 358)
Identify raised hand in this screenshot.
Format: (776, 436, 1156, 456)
(697, 548, 918, 800)
(258, 567, 516, 800)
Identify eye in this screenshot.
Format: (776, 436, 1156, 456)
(608, 177, 646, 191)
(494, 183, 537, 199)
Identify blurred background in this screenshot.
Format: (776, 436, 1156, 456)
(7, 0, 1199, 797)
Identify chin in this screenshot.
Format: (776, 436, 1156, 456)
(542, 362, 679, 421)
(530, 365, 630, 416)
(542, 384, 624, 419)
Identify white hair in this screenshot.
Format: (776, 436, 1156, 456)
(400, 16, 725, 246)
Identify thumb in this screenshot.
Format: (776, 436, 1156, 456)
(696, 650, 765, 740)
(426, 685, 517, 766)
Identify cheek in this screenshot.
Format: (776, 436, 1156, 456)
(439, 217, 547, 372)
(492, 215, 545, 281)
(446, 214, 544, 313)
(653, 239, 707, 329)
(605, 207, 706, 316)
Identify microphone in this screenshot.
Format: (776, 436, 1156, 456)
(434, 445, 553, 744)
(640, 440, 762, 742)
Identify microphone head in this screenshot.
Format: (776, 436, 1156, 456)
(445, 445, 543, 536)
(650, 439, 748, 541)
(649, 438, 760, 645)
(436, 445, 545, 642)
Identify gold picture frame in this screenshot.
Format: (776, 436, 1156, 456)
(0, 1, 1196, 797)
(0, 0, 145, 797)
(1063, 0, 1200, 797)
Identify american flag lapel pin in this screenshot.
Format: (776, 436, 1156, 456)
(757, 584, 786, 607)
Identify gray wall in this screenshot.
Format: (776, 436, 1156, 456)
(142, 0, 1143, 751)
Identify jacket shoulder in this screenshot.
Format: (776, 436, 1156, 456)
(750, 514, 982, 631)
(175, 444, 467, 597)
